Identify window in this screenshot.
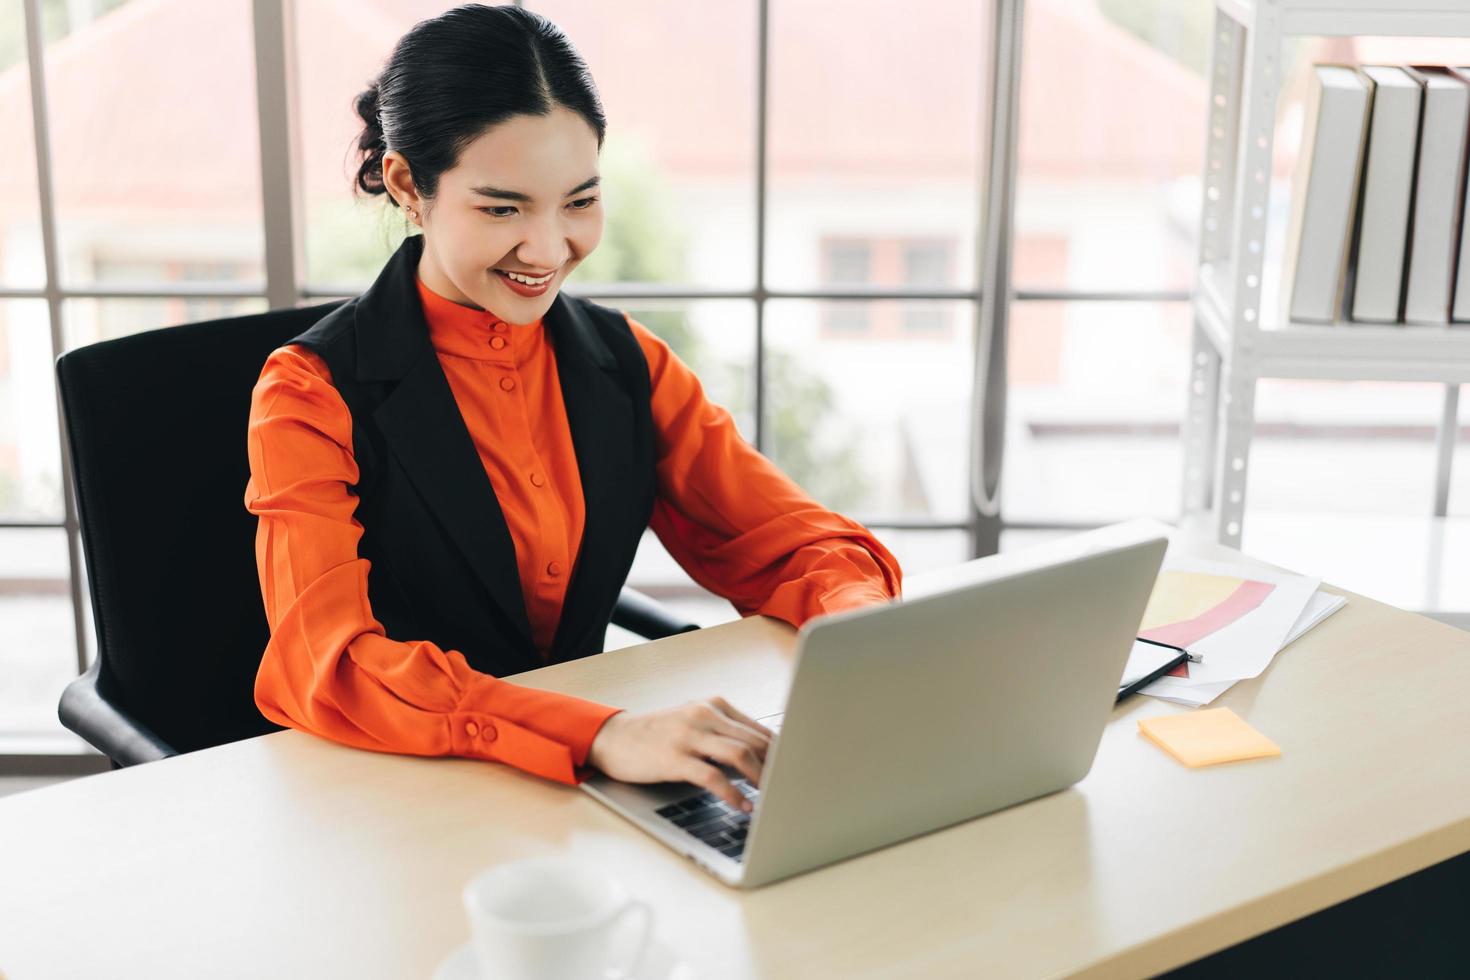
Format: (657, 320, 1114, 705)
(821, 240, 873, 333)
(819, 237, 958, 339)
(20, 1, 1432, 751)
(901, 241, 953, 334)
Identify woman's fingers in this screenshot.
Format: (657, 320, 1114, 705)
(693, 732, 764, 790)
(707, 696, 776, 739)
(710, 719, 770, 768)
(682, 756, 750, 811)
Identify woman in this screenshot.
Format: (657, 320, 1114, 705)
(244, 4, 901, 813)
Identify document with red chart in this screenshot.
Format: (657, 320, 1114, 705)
(1142, 589, 1345, 707)
(1136, 558, 1319, 686)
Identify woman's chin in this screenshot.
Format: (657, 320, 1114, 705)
(488, 290, 557, 324)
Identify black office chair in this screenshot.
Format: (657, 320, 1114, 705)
(55, 301, 698, 770)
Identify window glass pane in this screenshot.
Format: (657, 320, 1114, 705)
(1247, 378, 1446, 515)
(43, 0, 264, 288)
(595, 298, 755, 441)
(297, 1, 756, 291)
(0, 0, 46, 288)
(1006, 301, 1459, 528)
(294, 1, 431, 288)
(0, 528, 76, 740)
(766, 0, 986, 292)
(621, 530, 741, 636)
(615, 526, 961, 650)
(765, 299, 974, 522)
(874, 528, 970, 577)
(1456, 391, 1470, 518)
(0, 300, 62, 519)
(1014, 0, 1209, 292)
(903, 242, 952, 288)
(530, 1, 757, 290)
(824, 241, 872, 286)
(62, 297, 268, 351)
(902, 239, 955, 335)
(1234, 380, 1462, 615)
(1005, 301, 1189, 524)
(1000, 527, 1090, 552)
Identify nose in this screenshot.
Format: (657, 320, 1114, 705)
(513, 211, 573, 273)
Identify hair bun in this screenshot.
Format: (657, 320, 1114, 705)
(353, 79, 388, 197)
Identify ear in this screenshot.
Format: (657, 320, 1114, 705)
(381, 151, 419, 209)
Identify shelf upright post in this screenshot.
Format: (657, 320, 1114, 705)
(1432, 385, 1459, 516)
(1212, 0, 1284, 548)
(1182, 7, 1247, 519)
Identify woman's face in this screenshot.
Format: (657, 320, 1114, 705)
(384, 105, 604, 325)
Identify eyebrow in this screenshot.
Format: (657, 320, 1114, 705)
(469, 175, 600, 203)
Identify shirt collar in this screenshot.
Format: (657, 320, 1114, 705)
(415, 275, 544, 361)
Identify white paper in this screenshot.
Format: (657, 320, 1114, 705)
(1146, 557, 1320, 684)
(1142, 590, 1347, 706)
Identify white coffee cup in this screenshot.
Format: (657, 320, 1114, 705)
(462, 856, 653, 980)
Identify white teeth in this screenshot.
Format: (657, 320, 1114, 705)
(503, 270, 553, 286)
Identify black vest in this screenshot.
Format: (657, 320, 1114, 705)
(288, 234, 657, 675)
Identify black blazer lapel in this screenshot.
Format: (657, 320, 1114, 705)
(544, 293, 643, 661)
(354, 235, 535, 651)
(374, 355, 536, 651)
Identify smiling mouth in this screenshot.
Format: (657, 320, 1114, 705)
(495, 268, 557, 286)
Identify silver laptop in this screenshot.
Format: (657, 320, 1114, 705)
(581, 520, 1168, 888)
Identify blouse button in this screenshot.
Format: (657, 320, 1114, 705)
(547, 561, 562, 577)
(529, 472, 545, 487)
(499, 376, 516, 392)
(492, 322, 507, 332)
(464, 721, 479, 737)
(481, 723, 498, 742)
(489, 336, 508, 350)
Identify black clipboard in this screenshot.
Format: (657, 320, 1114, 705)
(1115, 637, 1190, 704)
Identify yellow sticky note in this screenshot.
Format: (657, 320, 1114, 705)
(1138, 707, 1281, 767)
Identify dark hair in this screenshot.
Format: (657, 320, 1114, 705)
(352, 4, 606, 210)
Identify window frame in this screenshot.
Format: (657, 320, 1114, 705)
(4, 0, 1189, 758)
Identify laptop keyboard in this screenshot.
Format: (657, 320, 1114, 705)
(653, 778, 760, 862)
(653, 715, 779, 863)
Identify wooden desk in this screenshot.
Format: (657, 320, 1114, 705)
(3, 550, 1469, 979)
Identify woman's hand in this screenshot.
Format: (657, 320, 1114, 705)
(586, 697, 776, 812)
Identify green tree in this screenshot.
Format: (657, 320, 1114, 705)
(0, 0, 131, 72)
(573, 137, 869, 511)
(723, 351, 868, 514)
(568, 137, 695, 359)
(1096, 0, 1215, 77)
(1096, 0, 1307, 82)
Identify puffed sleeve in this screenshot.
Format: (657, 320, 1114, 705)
(244, 343, 621, 785)
(625, 315, 903, 627)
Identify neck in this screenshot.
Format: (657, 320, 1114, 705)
(416, 245, 485, 312)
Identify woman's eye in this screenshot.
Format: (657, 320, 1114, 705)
(478, 198, 596, 217)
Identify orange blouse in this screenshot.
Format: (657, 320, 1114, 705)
(244, 276, 902, 787)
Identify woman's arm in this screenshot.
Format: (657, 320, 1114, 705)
(244, 344, 619, 785)
(625, 315, 903, 627)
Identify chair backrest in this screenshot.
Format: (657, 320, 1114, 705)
(56, 301, 347, 754)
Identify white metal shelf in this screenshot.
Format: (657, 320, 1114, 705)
(1195, 276, 1470, 383)
(1220, 0, 1470, 38)
(1182, 0, 1470, 558)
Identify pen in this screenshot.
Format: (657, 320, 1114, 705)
(1116, 645, 1191, 704)
(1136, 635, 1204, 664)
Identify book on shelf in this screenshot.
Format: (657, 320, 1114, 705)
(1282, 65, 1371, 325)
(1451, 67, 1470, 323)
(1349, 66, 1424, 324)
(1402, 66, 1470, 326)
